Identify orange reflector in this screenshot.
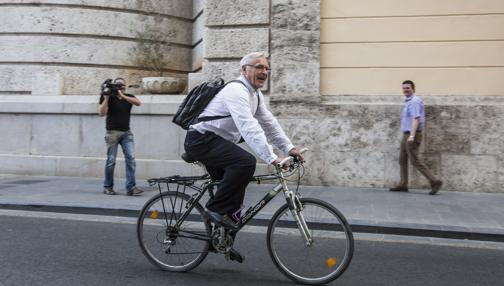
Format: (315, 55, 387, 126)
(326, 257, 337, 268)
(150, 210, 159, 219)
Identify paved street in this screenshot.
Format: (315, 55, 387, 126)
(1, 212, 503, 286)
(1, 175, 504, 241)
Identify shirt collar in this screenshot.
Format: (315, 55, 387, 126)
(404, 93, 416, 102)
(238, 75, 258, 94)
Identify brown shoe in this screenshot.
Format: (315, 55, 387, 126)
(126, 186, 143, 196)
(430, 180, 443, 195)
(389, 186, 408, 192)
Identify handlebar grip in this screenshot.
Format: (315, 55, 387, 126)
(278, 156, 292, 167)
(277, 148, 309, 168)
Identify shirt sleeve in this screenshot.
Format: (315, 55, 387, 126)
(254, 93, 295, 155)
(223, 84, 278, 164)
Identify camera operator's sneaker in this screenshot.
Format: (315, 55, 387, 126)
(103, 187, 116, 195)
(126, 186, 143, 196)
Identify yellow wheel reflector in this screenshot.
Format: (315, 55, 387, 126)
(150, 210, 159, 219)
(326, 257, 337, 268)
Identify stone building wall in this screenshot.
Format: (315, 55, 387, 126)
(195, 0, 504, 192)
(0, 0, 503, 192)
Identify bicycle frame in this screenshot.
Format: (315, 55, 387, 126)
(150, 148, 312, 245)
(163, 172, 283, 234)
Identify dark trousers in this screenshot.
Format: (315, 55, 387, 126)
(184, 131, 256, 215)
(399, 132, 438, 187)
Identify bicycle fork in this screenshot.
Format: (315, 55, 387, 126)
(290, 196, 314, 246)
(282, 184, 313, 246)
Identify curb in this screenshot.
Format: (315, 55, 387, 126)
(2, 203, 504, 243)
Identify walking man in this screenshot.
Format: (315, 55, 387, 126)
(390, 80, 443, 195)
(98, 78, 143, 196)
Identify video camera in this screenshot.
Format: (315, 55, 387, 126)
(100, 79, 124, 96)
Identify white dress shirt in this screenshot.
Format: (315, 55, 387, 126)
(191, 75, 294, 164)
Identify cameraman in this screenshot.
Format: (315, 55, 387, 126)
(98, 78, 143, 196)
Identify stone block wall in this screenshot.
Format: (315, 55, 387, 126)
(0, 95, 200, 180)
(0, 0, 195, 95)
(270, 0, 320, 98)
(271, 96, 504, 192)
(188, 0, 271, 86)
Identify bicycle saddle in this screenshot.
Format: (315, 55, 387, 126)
(181, 152, 197, 163)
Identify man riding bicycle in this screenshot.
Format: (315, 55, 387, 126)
(184, 52, 304, 262)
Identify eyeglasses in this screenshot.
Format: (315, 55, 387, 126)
(245, 64, 270, 73)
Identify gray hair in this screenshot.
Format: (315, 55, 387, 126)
(239, 52, 266, 67)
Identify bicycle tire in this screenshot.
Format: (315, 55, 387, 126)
(267, 197, 354, 285)
(137, 191, 211, 272)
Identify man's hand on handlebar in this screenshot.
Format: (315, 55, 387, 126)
(272, 157, 289, 170)
(271, 147, 305, 169)
(288, 147, 305, 163)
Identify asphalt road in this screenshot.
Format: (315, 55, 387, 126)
(0, 213, 503, 286)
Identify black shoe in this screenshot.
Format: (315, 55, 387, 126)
(229, 248, 244, 263)
(207, 244, 217, 253)
(126, 187, 143, 196)
(103, 187, 116, 195)
(389, 186, 408, 192)
(430, 180, 443, 195)
(204, 209, 238, 230)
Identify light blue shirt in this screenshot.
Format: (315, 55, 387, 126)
(400, 94, 425, 132)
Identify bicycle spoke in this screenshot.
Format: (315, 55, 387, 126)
(267, 198, 354, 285)
(137, 191, 211, 272)
(167, 193, 178, 226)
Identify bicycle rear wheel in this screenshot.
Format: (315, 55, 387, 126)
(267, 198, 354, 285)
(137, 191, 211, 272)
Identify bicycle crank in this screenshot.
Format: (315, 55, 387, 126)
(211, 226, 234, 254)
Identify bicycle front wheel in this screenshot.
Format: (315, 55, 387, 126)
(267, 198, 354, 285)
(137, 191, 212, 272)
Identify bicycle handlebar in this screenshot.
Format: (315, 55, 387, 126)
(277, 147, 309, 168)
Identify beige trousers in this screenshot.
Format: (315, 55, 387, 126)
(399, 132, 438, 187)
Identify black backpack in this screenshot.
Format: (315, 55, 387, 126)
(172, 78, 246, 129)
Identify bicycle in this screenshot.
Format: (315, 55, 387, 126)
(137, 149, 354, 285)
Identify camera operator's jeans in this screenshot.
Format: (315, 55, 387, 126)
(103, 130, 136, 191)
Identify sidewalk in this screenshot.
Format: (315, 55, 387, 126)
(0, 174, 503, 242)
